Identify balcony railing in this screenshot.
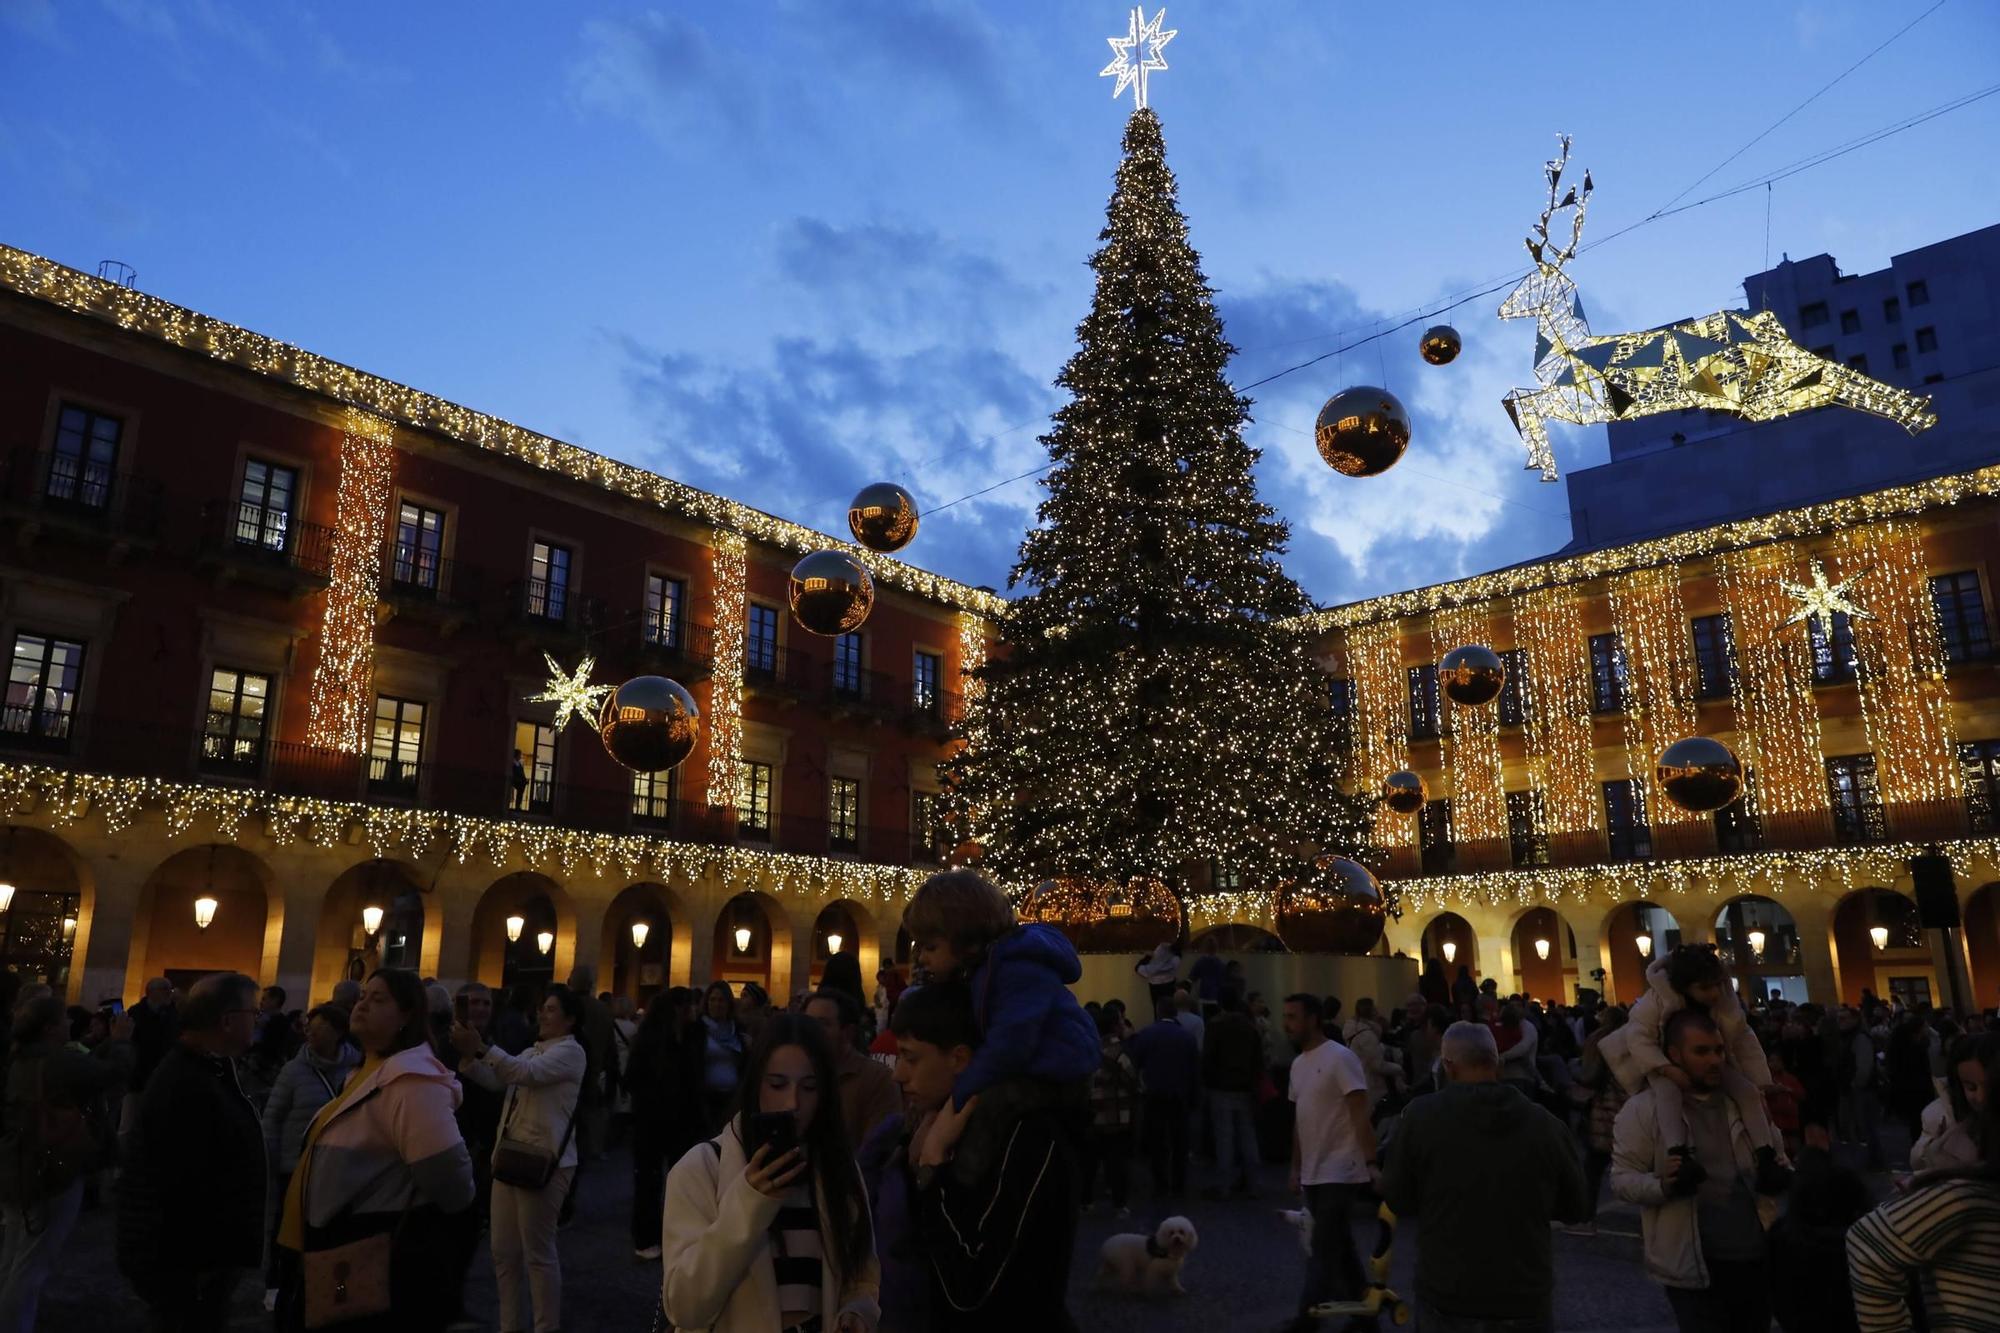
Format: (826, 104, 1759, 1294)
(1, 449, 164, 540)
(381, 546, 481, 617)
(743, 644, 818, 695)
(0, 702, 77, 755)
(628, 616, 715, 677)
(198, 501, 334, 582)
(823, 664, 898, 716)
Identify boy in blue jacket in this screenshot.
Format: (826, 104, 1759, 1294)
(900, 871, 1100, 1174)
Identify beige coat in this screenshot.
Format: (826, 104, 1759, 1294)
(661, 1120, 881, 1333)
(1609, 1086, 1779, 1289)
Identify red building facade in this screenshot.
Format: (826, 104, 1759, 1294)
(0, 244, 997, 1010)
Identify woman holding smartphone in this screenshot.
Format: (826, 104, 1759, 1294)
(660, 1012, 879, 1333)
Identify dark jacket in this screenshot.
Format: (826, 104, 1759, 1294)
(1126, 1018, 1201, 1101)
(952, 925, 1099, 1108)
(1200, 1010, 1264, 1093)
(116, 1044, 266, 1289)
(1381, 1079, 1588, 1321)
(128, 1000, 178, 1091)
(918, 1102, 1079, 1333)
(857, 1113, 928, 1333)
(574, 991, 617, 1108)
(1770, 1146, 1869, 1333)
(0, 1040, 133, 1204)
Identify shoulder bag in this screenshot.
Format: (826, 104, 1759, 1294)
(491, 1077, 579, 1190)
(299, 1088, 393, 1328)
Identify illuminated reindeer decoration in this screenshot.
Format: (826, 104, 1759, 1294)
(1498, 136, 1937, 481)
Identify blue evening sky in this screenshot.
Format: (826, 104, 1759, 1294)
(4, 2, 1997, 606)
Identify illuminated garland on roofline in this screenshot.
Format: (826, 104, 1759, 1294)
(0, 244, 1006, 619)
(0, 760, 932, 904)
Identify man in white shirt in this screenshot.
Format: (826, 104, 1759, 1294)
(1284, 993, 1380, 1333)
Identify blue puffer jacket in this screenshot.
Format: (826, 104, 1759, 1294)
(951, 923, 1101, 1107)
(260, 1044, 356, 1172)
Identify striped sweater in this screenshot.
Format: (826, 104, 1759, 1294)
(1847, 1176, 2000, 1332)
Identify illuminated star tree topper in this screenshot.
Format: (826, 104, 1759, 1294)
(1780, 558, 1873, 635)
(1100, 6, 1176, 109)
(529, 653, 613, 730)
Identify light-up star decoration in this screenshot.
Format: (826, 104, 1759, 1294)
(529, 654, 612, 731)
(1498, 136, 1937, 481)
(1780, 559, 1873, 635)
(1100, 6, 1176, 109)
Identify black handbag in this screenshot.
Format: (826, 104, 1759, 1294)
(490, 1082, 578, 1190)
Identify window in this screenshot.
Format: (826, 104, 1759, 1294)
(644, 574, 686, 649)
(1915, 326, 1938, 355)
(3, 633, 85, 746)
(1892, 343, 1910, 370)
(392, 501, 445, 590)
(912, 650, 942, 716)
(1507, 790, 1549, 867)
(1419, 797, 1453, 875)
(745, 605, 779, 677)
(1883, 297, 1900, 324)
(235, 458, 297, 552)
(1497, 648, 1528, 726)
(1826, 753, 1885, 843)
(1408, 663, 1439, 741)
(632, 767, 679, 828)
(1839, 309, 1861, 335)
(527, 540, 571, 621)
(1589, 632, 1630, 713)
(511, 721, 557, 814)
(1210, 861, 1243, 893)
(1807, 611, 1857, 685)
(1329, 677, 1354, 722)
(1846, 354, 1869, 374)
(1690, 614, 1735, 698)
(1960, 740, 2000, 835)
(912, 791, 945, 862)
(1603, 779, 1652, 860)
(1930, 571, 1991, 664)
(48, 404, 121, 509)
(1713, 768, 1763, 852)
(1907, 280, 1929, 307)
(1798, 301, 1829, 329)
(369, 696, 424, 796)
(832, 633, 864, 697)
(829, 776, 860, 851)
(737, 760, 773, 838)
(200, 667, 270, 775)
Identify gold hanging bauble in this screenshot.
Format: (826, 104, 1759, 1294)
(1440, 644, 1506, 706)
(1382, 770, 1427, 815)
(1019, 876, 1181, 954)
(1419, 324, 1462, 366)
(1275, 857, 1387, 954)
(788, 550, 875, 636)
(847, 482, 920, 553)
(1655, 736, 1744, 813)
(1314, 386, 1411, 478)
(597, 676, 700, 773)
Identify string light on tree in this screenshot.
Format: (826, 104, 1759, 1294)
(528, 654, 613, 731)
(1100, 6, 1176, 109)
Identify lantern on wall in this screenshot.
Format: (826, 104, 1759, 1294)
(1019, 877, 1181, 954)
(1276, 857, 1387, 955)
(194, 897, 219, 930)
(536, 930, 555, 956)
(825, 932, 844, 955)
(1442, 940, 1457, 965)
(631, 920, 651, 950)
(1534, 937, 1551, 961)
(506, 914, 526, 944)
(1635, 934, 1653, 959)
(361, 905, 384, 937)
(734, 925, 753, 954)
(1870, 925, 1889, 951)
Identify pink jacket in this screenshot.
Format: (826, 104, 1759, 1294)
(297, 1044, 474, 1230)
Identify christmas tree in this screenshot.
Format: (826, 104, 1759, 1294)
(946, 108, 1372, 904)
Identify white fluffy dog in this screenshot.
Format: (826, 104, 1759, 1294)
(1096, 1215, 1199, 1296)
(1280, 1207, 1314, 1256)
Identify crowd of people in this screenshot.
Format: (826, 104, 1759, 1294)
(0, 888, 1991, 1332)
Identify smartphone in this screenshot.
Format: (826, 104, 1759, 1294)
(745, 1110, 799, 1161)
(100, 998, 124, 1016)
(453, 994, 470, 1025)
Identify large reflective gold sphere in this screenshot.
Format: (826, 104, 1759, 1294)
(598, 676, 700, 773)
(1276, 857, 1387, 955)
(1019, 876, 1181, 954)
(1656, 736, 1744, 813)
(847, 482, 920, 554)
(788, 550, 875, 636)
(1382, 770, 1427, 815)
(1419, 324, 1462, 366)
(1314, 386, 1411, 478)
(1440, 644, 1506, 707)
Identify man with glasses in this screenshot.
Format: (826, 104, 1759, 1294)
(116, 972, 266, 1331)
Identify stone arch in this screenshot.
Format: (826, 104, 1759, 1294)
(1966, 883, 2000, 1008)
(0, 825, 93, 1004)
(126, 843, 280, 998)
(711, 890, 793, 995)
(807, 899, 878, 993)
(469, 872, 577, 992)
(1599, 901, 1682, 1005)
(1419, 912, 1478, 981)
(1713, 894, 1806, 1003)
(600, 881, 692, 1005)
(1507, 904, 1579, 1002)
(1831, 886, 1934, 1008)
(312, 859, 428, 1004)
